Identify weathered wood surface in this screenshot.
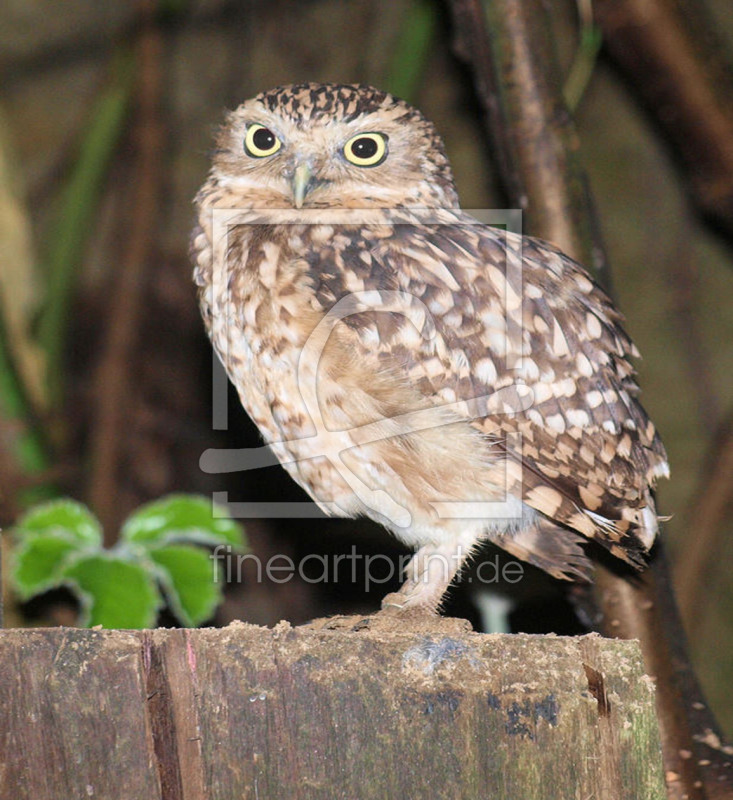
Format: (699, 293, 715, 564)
(0, 616, 666, 799)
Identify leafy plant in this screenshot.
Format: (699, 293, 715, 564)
(10, 494, 245, 629)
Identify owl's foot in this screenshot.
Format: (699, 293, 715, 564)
(380, 587, 442, 615)
(379, 540, 472, 615)
(380, 591, 433, 614)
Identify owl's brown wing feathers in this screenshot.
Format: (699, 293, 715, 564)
(304, 212, 668, 561)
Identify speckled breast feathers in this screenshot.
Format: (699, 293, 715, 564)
(192, 82, 668, 597)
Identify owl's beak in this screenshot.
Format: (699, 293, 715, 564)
(292, 162, 315, 208)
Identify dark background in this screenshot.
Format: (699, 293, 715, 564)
(1, 0, 731, 733)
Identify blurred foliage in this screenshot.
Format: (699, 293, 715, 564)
(0, 113, 52, 506)
(0, 47, 135, 511)
(0, 305, 51, 504)
(38, 49, 135, 403)
(383, 0, 437, 103)
(563, 0, 603, 110)
(11, 495, 246, 628)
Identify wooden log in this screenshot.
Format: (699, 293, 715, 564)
(0, 617, 666, 799)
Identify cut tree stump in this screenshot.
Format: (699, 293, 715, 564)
(0, 615, 666, 799)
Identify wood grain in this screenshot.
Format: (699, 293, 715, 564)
(0, 620, 666, 799)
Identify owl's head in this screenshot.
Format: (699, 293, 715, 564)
(209, 83, 459, 209)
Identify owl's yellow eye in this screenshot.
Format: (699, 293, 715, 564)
(343, 132, 388, 167)
(244, 124, 282, 157)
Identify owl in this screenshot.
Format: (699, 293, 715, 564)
(191, 82, 669, 612)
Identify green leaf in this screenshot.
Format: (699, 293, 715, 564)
(14, 498, 102, 546)
(12, 531, 81, 599)
(121, 494, 245, 550)
(150, 544, 222, 627)
(63, 554, 161, 628)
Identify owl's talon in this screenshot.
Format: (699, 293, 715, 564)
(380, 592, 407, 612)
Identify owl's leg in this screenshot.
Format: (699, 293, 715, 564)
(380, 539, 475, 614)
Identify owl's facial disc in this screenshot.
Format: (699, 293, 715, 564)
(213, 84, 460, 209)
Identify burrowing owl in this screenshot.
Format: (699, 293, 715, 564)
(192, 82, 668, 612)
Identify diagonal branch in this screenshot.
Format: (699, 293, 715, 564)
(449, 0, 613, 290)
(594, 0, 733, 241)
(446, 0, 733, 797)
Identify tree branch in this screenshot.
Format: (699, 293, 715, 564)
(449, 0, 612, 289)
(594, 0, 733, 241)
(446, 0, 733, 797)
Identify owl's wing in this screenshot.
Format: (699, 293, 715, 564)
(305, 213, 668, 561)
